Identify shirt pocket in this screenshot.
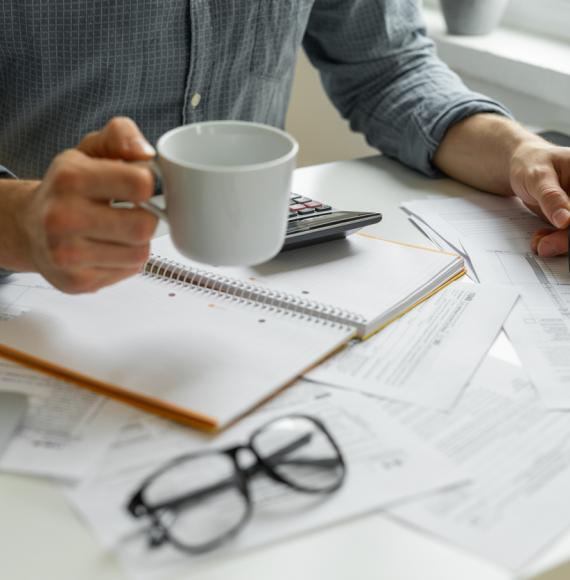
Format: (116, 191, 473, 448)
(249, 0, 314, 81)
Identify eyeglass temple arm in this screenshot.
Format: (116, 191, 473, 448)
(145, 433, 317, 514)
(246, 438, 342, 475)
(259, 457, 341, 469)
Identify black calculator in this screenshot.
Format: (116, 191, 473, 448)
(283, 193, 382, 251)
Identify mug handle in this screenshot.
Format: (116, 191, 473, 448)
(138, 159, 168, 220)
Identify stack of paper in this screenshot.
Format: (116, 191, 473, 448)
(67, 381, 470, 580)
(402, 194, 570, 409)
(34, 352, 570, 579)
(387, 356, 570, 571)
(0, 358, 128, 481)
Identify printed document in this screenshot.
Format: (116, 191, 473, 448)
(0, 358, 128, 480)
(68, 381, 469, 580)
(388, 357, 570, 570)
(306, 282, 517, 409)
(464, 240, 570, 409)
(403, 195, 570, 409)
(402, 195, 545, 254)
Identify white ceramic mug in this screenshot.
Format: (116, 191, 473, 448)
(143, 121, 298, 266)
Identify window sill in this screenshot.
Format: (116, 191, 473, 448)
(424, 8, 570, 110)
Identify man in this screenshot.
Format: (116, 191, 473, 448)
(1, 0, 569, 294)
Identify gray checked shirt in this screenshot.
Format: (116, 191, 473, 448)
(0, 0, 511, 181)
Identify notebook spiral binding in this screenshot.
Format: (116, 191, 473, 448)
(143, 255, 365, 331)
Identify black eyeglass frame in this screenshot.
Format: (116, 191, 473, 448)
(126, 414, 346, 554)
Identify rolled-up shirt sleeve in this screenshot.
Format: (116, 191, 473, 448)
(303, 0, 513, 176)
(0, 164, 17, 278)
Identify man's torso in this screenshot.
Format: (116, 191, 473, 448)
(0, 0, 313, 178)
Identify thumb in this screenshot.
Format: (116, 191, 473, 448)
(77, 117, 156, 161)
(529, 166, 570, 229)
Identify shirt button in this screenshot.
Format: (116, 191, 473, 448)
(191, 93, 202, 109)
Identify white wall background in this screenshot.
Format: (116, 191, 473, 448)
(285, 52, 377, 168)
(441, 72, 570, 134)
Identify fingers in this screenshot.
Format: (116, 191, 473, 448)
(84, 206, 158, 245)
(51, 267, 143, 295)
(49, 238, 151, 270)
(48, 149, 155, 203)
(41, 196, 157, 267)
(42, 198, 157, 248)
(530, 228, 555, 254)
(525, 165, 570, 229)
(35, 151, 158, 293)
(39, 212, 155, 293)
(511, 144, 570, 257)
(40, 218, 155, 294)
(77, 117, 156, 161)
(25, 118, 160, 294)
(532, 228, 568, 257)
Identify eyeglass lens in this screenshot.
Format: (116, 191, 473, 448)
(252, 416, 344, 492)
(142, 453, 248, 549)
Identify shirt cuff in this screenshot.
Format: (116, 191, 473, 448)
(0, 164, 17, 179)
(404, 96, 514, 177)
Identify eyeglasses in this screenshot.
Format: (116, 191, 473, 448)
(126, 414, 346, 554)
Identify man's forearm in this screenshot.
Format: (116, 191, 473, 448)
(433, 113, 543, 196)
(0, 180, 39, 272)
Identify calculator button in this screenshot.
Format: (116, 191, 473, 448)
(289, 204, 305, 212)
(315, 205, 332, 212)
(304, 201, 322, 208)
(295, 196, 311, 203)
(298, 208, 316, 215)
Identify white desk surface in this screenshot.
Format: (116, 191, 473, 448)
(2, 155, 570, 580)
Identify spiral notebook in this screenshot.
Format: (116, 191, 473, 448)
(0, 234, 463, 432)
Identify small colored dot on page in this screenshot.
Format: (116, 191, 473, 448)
(168, 293, 176, 297)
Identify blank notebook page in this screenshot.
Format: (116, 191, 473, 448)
(152, 234, 461, 334)
(0, 274, 352, 427)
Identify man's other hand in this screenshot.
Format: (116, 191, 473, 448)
(510, 140, 570, 257)
(434, 114, 570, 258)
(20, 117, 158, 293)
